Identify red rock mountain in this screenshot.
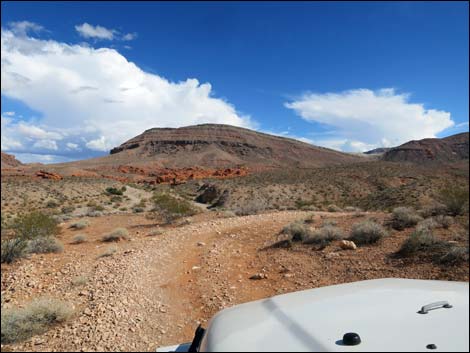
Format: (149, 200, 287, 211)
(382, 132, 469, 163)
(1, 152, 23, 168)
(101, 124, 362, 169)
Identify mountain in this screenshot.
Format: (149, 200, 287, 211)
(91, 124, 363, 169)
(1, 152, 23, 168)
(381, 132, 469, 163)
(364, 147, 392, 155)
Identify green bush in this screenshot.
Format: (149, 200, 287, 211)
(1, 298, 73, 343)
(390, 207, 422, 230)
(397, 228, 439, 257)
(437, 186, 469, 216)
(153, 193, 197, 224)
(303, 225, 344, 245)
(1, 238, 28, 264)
(102, 228, 129, 242)
(438, 246, 469, 265)
(349, 220, 388, 245)
(105, 187, 123, 196)
(28, 237, 63, 254)
(13, 212, 59, 240)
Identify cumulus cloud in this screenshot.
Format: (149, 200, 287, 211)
(1, 24, 253, 161)
(285, 88, 455, 152)
(8, 21, 44, 36)
(75, 23, 116, 40)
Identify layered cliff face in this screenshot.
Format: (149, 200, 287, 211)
(107, 124, 362, 169)
(382, 132, 469, 163)
(1, 152, 23, 168)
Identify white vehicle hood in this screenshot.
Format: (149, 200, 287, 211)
(199, 278, 469, 352)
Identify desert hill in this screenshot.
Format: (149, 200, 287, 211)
(382, 132, 469, 163)
(1, 152, 23, 168)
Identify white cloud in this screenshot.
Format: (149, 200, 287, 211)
(122, 32, 137, 41)
(285, 88, 454, 151)
(32, 139, 58, 150)
(66, 142, 79, 150)
(75, 23, 116, 40)
(3, 111, 15, 116)
(1, 25, 253, 160)
(8, 21, 44, 36)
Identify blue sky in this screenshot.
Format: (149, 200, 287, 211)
(1, 1, 468, 163)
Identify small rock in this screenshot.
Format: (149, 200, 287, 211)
(249, 273, 267, 280)
(197, 242, 206, 247)
(339, 240, 357, 250)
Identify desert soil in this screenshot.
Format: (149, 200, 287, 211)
(1, 210, 468, 352)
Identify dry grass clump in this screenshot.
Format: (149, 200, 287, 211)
(389, 207, 422, 230)
(70, 220, 89, 230)
(28, 237, 63, 254)
(327, 204, 342, 212)
(1, 238, 28, 264)
(1, 298, 73, 343)
(303, 225, 344, 246)
(102, 228, 129, 242)
(349, 220, 388, 245)
(71, 234, 87, 244)
(97, 245, 117, 258)
(281, 221, 313, 242)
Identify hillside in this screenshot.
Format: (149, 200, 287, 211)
(104, 124, 362, 169)
(1, 152, 23, 168)
(382, 132, 469, 163)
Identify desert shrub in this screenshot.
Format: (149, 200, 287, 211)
(416, 218, 438, 232)
(300, 205, 319, 211)
(327, 204, 342, 212)
(303, 225, 344, 245)
(1, 298, 73, 343)
(102, 228, 129, 242)
(1, 238, 28, 264)
(105, 187, 123, 196)
(61, 206, 75, 214)
(434, 215, 453, 229)
(438, 246, 469, 265)
(132, 207, 144, 213)
(344, 206, 362, 213)
(45, 200, 59, 208)
(86, 210, 102, 217)
(110, 195, 122, 203)
(70, 220, 88, 230)
(322, 219, 337, 227)
(71, 234, 87, 244)
(71, 276, 88, 287)
(147, 229, 163, 237)
(390, 207, 422, 230)
(281, 221, 313, 242)
(419, 202, 447, 218)
(438, 186, 469, 216)
(349, 220, 388, 245)
(93, 205, 105, 212)
(233, 198, 268, 216)
(397, 228, 439, 257)
(153, 193, 197, 224)
(13, 212, 59, 240)
(28, 237, 63, 254)
(438, 186, 468, 216)
(97, 246, 117, 258)
(219, 210, 236, 218)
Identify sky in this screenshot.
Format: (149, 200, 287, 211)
(1, 1, 468, 163)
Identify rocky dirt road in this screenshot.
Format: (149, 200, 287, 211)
(2, 210, 468, 352)
(1, 211, 309, 351)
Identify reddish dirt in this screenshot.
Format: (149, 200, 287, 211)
(1, 211, 468, 352)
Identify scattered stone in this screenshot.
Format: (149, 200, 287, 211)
(249, 273, 267, 280)
(340, 240, 357, 250)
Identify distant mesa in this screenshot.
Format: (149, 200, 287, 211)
(381, 132, 469, 163)
(106, 123, 362, 169)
